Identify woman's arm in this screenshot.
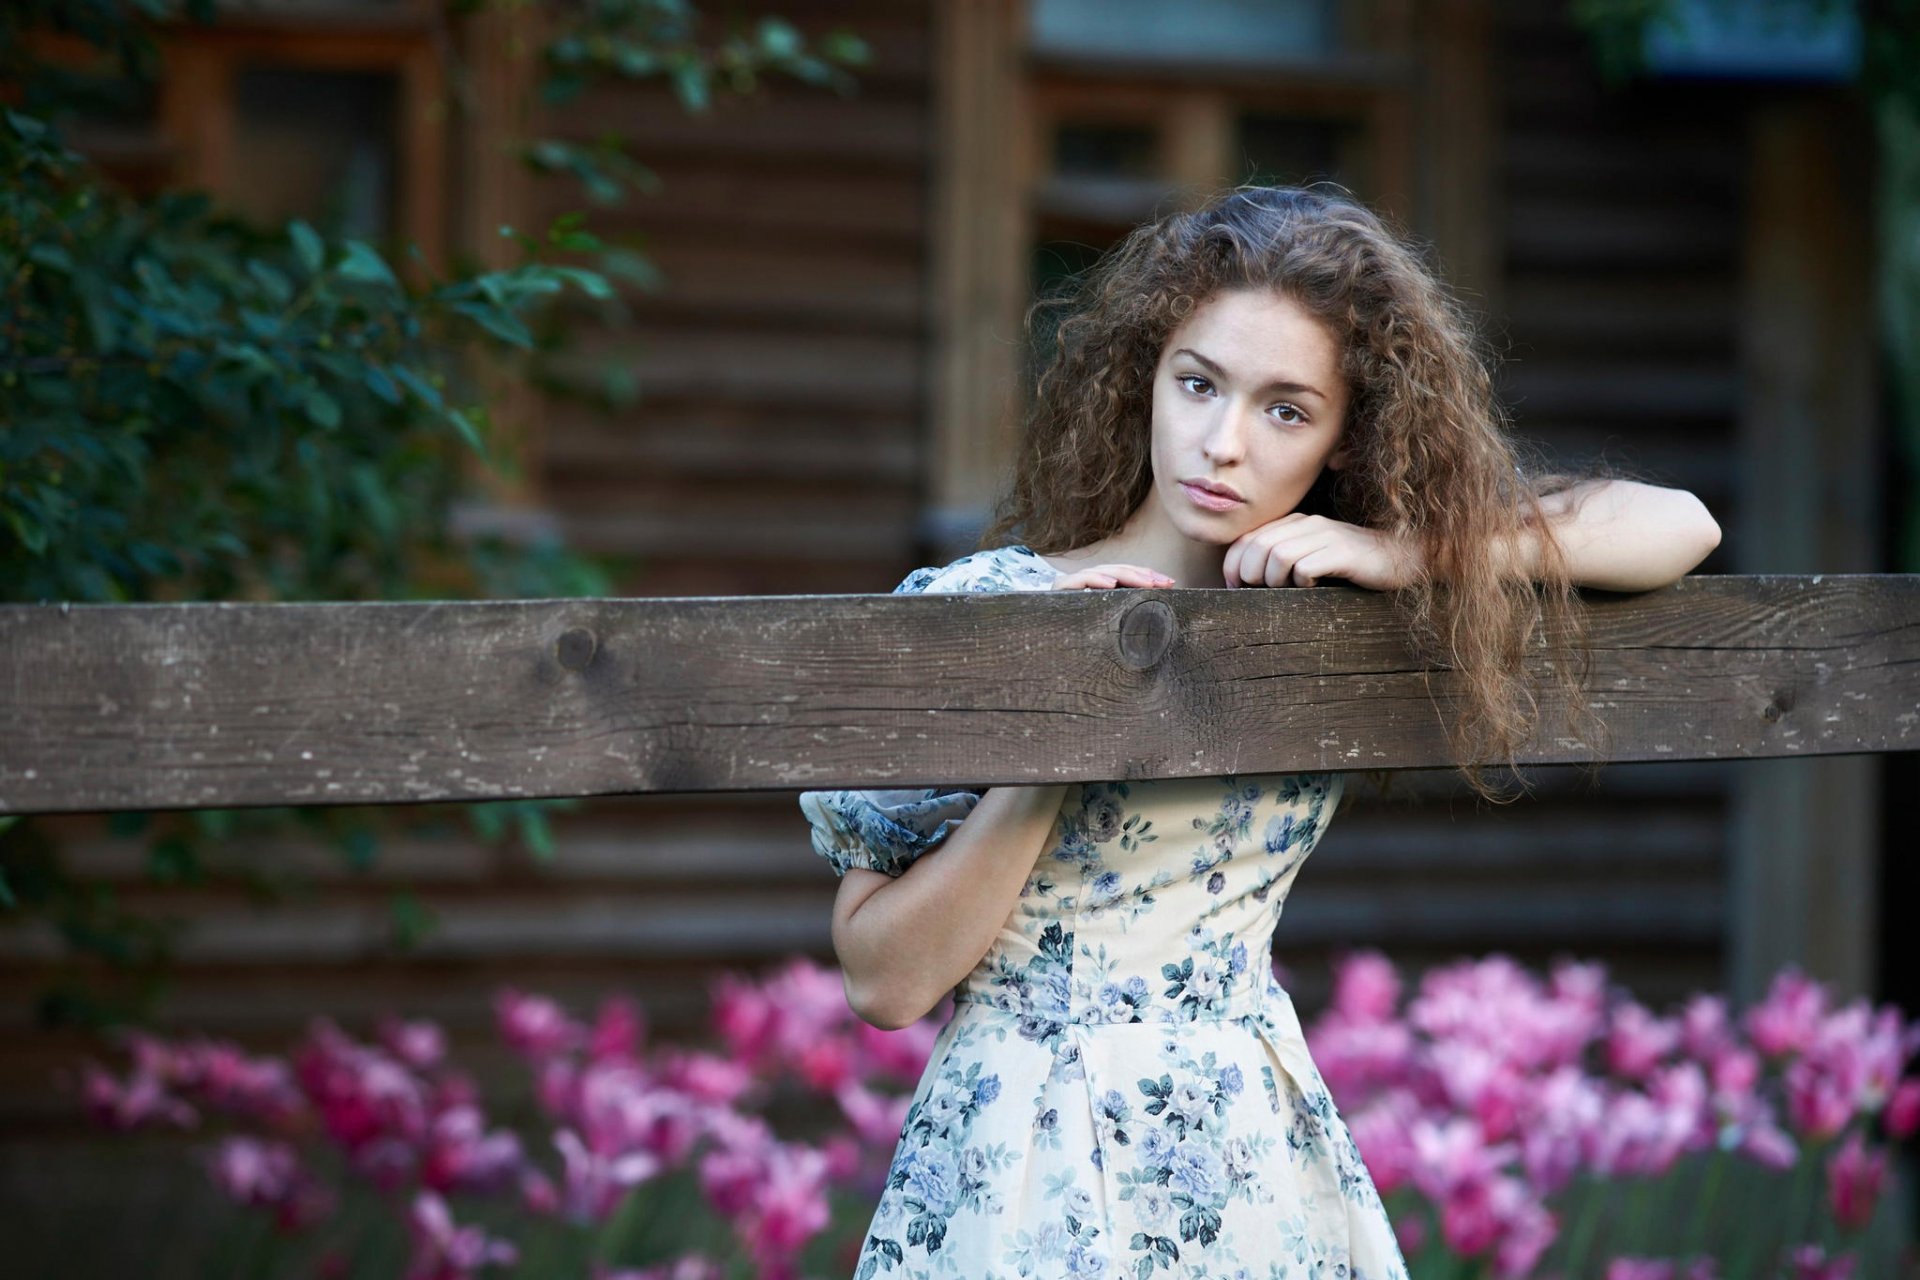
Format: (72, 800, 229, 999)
(1496, 478, 1722, 592)
(831, 783, 1069, 1030)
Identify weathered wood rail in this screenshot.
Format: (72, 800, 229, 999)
(1, 574, 1915, 816)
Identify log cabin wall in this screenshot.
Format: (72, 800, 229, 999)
(0, 0, 1884, 1152)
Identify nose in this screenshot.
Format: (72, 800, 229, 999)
(1201, 400, 1252, 464)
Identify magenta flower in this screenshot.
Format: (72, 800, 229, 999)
(1824, 1130, 1888, 1230)
(653, 1047, 754, 1105)
(1784, 1243, 1859, 1280)
(553, 1127, 661, 1223)
(1885, 1076, 1920, 1139)
(496, 989, 584, 1061)
(1679, 995, 1734, 1061)
(600, 1255, 727, 1280)
(204, 1135, 333, 1229)
(379, 1018, 446, 1071)
(1746, 967, 1828, 1057)
(1607, 1003, 1682, 1080)
(834, 1079, 915, 1150)
(419, 1103, 523, 1195)
(699, 1139, 833, 1277)
(1331, 948, 1402, 1022)
(1605, 1258, 1719, 1280)
(80, 1060, 196, 1130)
(405, 1190, 517, 1279)
(589, 995, 647, 1063)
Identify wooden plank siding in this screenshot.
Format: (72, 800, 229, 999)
(0, 0, 1885, 1150)
(531, 0, 938, 600)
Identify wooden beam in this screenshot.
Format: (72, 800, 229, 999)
(1731, 98, 1884, 1003)
(1, 576, 1915, 815)
(925, 0, 1029, 560)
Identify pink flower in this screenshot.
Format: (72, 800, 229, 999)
(496, 990, 583, 1061)
(1331, 949, 1402, 1022)
(204, 1135, 333, 1229)
(419, 1104, 522, 1194)
(600, 1254, 727, 1280)
(378, 1018, 446, 1071)
(851, 1018, 940, 1083)
(700, 1140, 833, 1275)
(1739, 1108, 1800, 1170)
(794, 1034, 858, 1092)
(1824, 1131, 1888, 1230)
(1516, 1065, 1605, 1195)
(1746, 967, 1828, 1057)
(554, 1128, 660, 1223)
(405, 1190, 517, 1279)
(1608, 1003, 1681, 1080)
(1490, 1193, 1556, 1278)
(79, 1061, 196, 1130)
(1408, 1115, 1516, 1203)
(1606, 1260, 1675, 1280)
(741, 1143, 833, 1269)
(589, 995, 646, 1063)
(1310, 1014, 1418, 1104)
(1885, 1076, 1920, 1139)
(1784, 1243, 1859, 1280)
(654, 1048, 754, 1105)
(1786, 1054, 1858, 1140)
(710, 974, 779, 1065)
(1680, 995, 1734, 1061)
(834, 1079, 913, 1149)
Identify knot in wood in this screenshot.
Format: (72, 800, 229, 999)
(1761, 688, 1794, 723)
(1116, 599, 1176, 670)
(557, 627, 598, 672)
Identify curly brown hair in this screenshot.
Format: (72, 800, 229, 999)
(980, 183, 1615, 803)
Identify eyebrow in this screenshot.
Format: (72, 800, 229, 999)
(1173, 348, 1328, 402)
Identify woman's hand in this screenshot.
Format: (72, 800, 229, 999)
(1222, 513, 1421, 591)
(1049, 564, 1175, 591)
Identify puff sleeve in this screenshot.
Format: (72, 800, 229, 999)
(796, 548, 1047, 878)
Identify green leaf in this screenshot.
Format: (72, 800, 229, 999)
(671, 62, 710, 113)
(363, 364, 403, 406)
(304, 388, 342, 429)
(338, 240, 399, 290)
(388, 891, 438, 949)
(450, 300, 533, 349)
(289, 220, 325, 274)
(552, 265, 615, 301)
(390, 364, 444, 411)
(758, 17, 802, 59)
(518, 808, 556, 861)
(446, 408, 485, 455)
(147, 835, 201, 885)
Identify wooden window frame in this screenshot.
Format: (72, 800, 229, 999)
(155, 1, 450, 271)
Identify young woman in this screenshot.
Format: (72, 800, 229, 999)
(798, 185, 1721, 1280)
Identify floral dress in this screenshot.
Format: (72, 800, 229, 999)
(799, 545, 1411, 1280)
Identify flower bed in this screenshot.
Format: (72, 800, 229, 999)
(74, 954, 1919, 1279)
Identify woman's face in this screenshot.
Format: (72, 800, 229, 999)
(1146, 286, 1351, 544)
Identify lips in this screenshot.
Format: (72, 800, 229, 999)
(1180, 479, 1245, 512)
(1183, 477, 1244, 502)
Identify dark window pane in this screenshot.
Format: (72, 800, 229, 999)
(1235, 114, 1360, 192)
(1053, 121, 1159, 179)
(231, 66, 398, 239)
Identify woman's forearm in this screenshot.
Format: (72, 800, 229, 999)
(1494, 478, 1722, 592)
(832, 783, 1069, 1030)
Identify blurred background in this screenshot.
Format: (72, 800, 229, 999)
(2, 0, 1915, 1275)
